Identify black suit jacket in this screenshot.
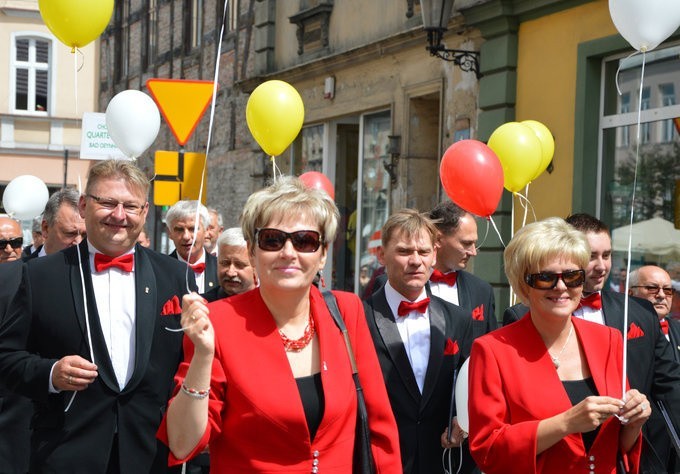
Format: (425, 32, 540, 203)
(667, 317, 680, 364)
(0, 260, 31, 474)
(364, 288, 474, 474)
(433, 270, 498, 340)
(503, 291, 680, 472)
(169, 249, 218, 293)
(0, 242, 196, 473)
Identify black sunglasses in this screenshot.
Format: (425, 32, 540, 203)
(255, 228, 323, 253)
(524, 269, 586, 290)
(630, 285, 674, 297)
(0, 237, 23, 249)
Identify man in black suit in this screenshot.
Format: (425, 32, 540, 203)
(363, 209, 473, 474)
(503, 213, 680, 473)
(0, 159, 195, 473)
(0, 215, 24, 264)
(203, 227, 257, 303)
(428, 201, 497, 340)
(0, 260, 30, 473)
(166, 200, 218, 294)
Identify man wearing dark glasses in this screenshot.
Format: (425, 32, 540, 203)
(503, 213, 680, 473)
(629, 266, 679, 363)
(0, 215, 23, 264)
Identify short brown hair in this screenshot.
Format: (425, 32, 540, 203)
(381, 209, 438, 248)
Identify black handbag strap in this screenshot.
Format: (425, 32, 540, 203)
(322, 290, 359, 375)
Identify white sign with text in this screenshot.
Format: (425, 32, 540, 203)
(79, 112, 128, 160)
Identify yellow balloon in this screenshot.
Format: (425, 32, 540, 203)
(39, 0, 114, 50)
(246, 80, 305, 156)
(487, 122, 543, 193)
(521, 120, 555, 181)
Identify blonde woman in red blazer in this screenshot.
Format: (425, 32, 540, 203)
(468, 218, 649, 474)
(160, 176, 402, 473)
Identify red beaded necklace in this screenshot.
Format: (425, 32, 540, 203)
(279, 316, 316, 352)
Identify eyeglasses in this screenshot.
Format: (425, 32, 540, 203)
(86, 194, 146, 215)
(255, 228, 323, 253)
(630, 285, 674, 297)
(524, 269, 586, 290)
(0, 237, 23, 249)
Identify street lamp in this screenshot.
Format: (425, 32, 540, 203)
(420, 0, 481, 78)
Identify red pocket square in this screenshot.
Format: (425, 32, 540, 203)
(471, 304, 484, 321)
(627, 322, 644, 340)
(161, 295, 182, 315)
(444, 338, 459, 356)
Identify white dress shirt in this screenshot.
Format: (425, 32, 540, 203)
(384, 282, 431, 393)
(89, 242, 137, 390)
(177, 251, 206, 293)
(429, 278, 460, 306)
(573, 292, 605, 325)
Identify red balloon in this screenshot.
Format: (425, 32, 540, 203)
(439, 140, 504, 218)
(299, 171, 335, 200)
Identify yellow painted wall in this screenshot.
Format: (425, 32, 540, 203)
(514, 0, 618, 222)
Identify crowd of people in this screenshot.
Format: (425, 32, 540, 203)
(0, 158, 678, 473)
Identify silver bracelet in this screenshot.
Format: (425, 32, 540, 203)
(180, 383, 210, 400)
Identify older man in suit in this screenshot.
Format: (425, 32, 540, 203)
(166, 200, 218, 294)
(203, 227, 257, 303)
(363, 209, 474, 474)
(428, 201, 497, 340)
(0, 215, 24, 264)
(0, 159, 195, 473)
(503, 213, 680, 473)
(29, 187, 86, 258)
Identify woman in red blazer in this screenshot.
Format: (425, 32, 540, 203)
(468, 218, 650, 473)
(159, 176, 402, 473)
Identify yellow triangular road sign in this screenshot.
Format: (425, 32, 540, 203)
(146, 79, 215, 146)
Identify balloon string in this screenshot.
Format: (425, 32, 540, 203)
(509, 198, 516, 306)
(270, 155, 283, 181)
(179, 0, 229, 295)
(475, 218, 491, 251)
(513, 189, 537, 227)
(73, 48, 78, 116)
(614, 50, 640, 96)
(620, 49, 646, 399)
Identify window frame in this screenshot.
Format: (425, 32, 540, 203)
(9, 32, 54, 116)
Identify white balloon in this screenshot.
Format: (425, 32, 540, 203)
(455, 358, 470, 433)
(105, 90, 160, 159)
(609, 0, 680, 52)
(2, 175, 49, 220)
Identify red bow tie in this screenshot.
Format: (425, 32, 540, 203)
(397, 298, 430, 317)
(190, 263, 206, 274)
(660, 319, 669, 336)
(430, 269, 458, 286)
(94, 253, 134, 273)
(580, 292, 602, 310)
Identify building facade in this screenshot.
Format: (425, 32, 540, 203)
(100, 0, 496, 300)
(0, 0, 99, 236)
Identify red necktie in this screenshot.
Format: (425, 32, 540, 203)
(430, 269, 458, 286)
(580, 292, 602, 310)
(397, 298, 430, 317)
(660, 319, 669, 336)
(94, 253, 134, 273)
(190, 263, 206, 274)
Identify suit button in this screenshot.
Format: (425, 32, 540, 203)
(590, 464, 595, 469)
(313, 450, 319, 458)
(311, 467, 318, 473)
(312, 459, 319, 466)
(589, 455, 595, 461)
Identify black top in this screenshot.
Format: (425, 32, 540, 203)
(295, 372, 325, 441)
(562, 377, 599, 452)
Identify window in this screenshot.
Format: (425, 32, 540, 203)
(599, 45, 680, 267)
(11, 35, 50, 113)
(114, 0, 129, 82)
(184, 0, 203, 53)
(659, 83, 676, 142)
(143, 0, 158, 70)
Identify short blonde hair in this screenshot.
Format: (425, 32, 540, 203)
(240, 176, 338, 248)
(504, 217, 589, 303)
(85, 159, 149, 197)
